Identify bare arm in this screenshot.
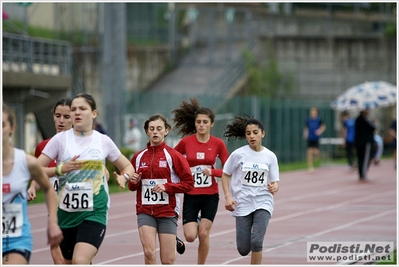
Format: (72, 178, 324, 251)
(112, 154, 136, 189)
(29, 154, 82, 200)
(268, 181, 279, 195)
(26, 154, 63, 248)
(221, 172, 237, 211)
(303, 127, 308, 140)
(317, 123, 326, 135)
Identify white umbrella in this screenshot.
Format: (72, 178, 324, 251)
(330, 81, 397, 111)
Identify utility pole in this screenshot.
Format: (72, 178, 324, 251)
(102, 3, 127, 146)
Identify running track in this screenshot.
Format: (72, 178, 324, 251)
(28, 159, 397, 265)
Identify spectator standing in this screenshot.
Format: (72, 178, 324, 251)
(93, 120, 107, 135)
(372, 134, 383, 165)
(123, 118, 142, 153)
(221, 115, 279, 264)
(303, 107, 326, 172)
(341, 111, 356, 172)
(388, 119, 396, 169)
(354, 109, 376, 181)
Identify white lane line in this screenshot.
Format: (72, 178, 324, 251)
(92, 191, 395, 264)
(220, 209, 396, 265)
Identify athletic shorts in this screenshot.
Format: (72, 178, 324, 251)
(59, 220, 106, 260)
(307, 140, 319, 148)
(137, 213, 177, 235)
(2, 249, 31, 263)
(182, 193, 219, 225)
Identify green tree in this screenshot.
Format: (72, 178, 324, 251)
(242, 43, 295, 98)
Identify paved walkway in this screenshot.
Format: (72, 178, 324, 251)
(28, 159, 397, 265)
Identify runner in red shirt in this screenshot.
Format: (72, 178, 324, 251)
(172, 98, 229, 264)
(128, 113, 194, 264)
(27, 98, 72, 264)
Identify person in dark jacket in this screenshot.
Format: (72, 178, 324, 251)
(354, 109, 376, 181)
(128, 113, 194, 264)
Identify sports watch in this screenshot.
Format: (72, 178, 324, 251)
(123, 173, 130, 181)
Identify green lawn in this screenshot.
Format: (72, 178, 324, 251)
(376, 250, 397, 265)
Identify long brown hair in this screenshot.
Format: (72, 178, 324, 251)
(172, 98, 215, 136)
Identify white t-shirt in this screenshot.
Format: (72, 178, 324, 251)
(42, 129, 121, 164)
(222, 145, 279, 217)
(123, 127, 142, 151)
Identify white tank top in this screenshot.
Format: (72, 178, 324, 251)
(3, 148, 30, 203)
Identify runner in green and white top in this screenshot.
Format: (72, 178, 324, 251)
(221, 115, 279, 265)
(38, 93, 137, 265)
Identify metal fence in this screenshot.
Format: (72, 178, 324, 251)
(2, 32, 72, 76)
(125, 91, 336, 164)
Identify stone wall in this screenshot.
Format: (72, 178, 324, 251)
(257, 35, 396, 100)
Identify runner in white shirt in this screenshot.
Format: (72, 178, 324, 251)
(37, 93, 137, 265)
(221, 115, 279, 264)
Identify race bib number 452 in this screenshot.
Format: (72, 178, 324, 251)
(60, 182, 94, 212)
(241, 162, 269, 187)
(141, 179, 169, 205)
(190, 165, 212, 188)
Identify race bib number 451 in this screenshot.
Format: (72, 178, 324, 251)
(60, 182, 94, 212)
(141, 179, 169, 205)
(241, 162, 269, 187)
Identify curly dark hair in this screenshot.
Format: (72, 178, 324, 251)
(224, 114, 265, 140)
(172, 98, 215, 136)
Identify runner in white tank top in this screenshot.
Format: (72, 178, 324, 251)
(36, 93, 139, 265)
(2, 104, 62, 265)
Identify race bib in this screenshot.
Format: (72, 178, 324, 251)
(60, 182, 94, 212)
(141, 179, 169, 205)
(190, 165, 212, 188)
(241, 162, 268, 187)
(49, 177, 59, 193)
(2, 203, 23, 238)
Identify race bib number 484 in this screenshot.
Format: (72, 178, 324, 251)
(60, 182, 94, 212)
(141, 179, 169, 205)
(241, 162, 269, 187)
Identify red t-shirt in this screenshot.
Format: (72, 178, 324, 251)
(35, 138, 56, 167)
(174, 134, 229, 195)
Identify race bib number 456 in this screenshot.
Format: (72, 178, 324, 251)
(141, 179, 169, 205)
(60, 182, 94, 212)
(241, 162, 269, 187)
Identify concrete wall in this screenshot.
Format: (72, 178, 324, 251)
(73, 46, 171, 123)
(257, 35, 396, 100)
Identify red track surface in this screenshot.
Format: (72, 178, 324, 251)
(28, 159, 397, 265)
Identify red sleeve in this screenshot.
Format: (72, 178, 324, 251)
(174, 138, 186, 155)
(164, 149, 194, 194)
(35, 139, 57, 167)
(35, 141, 46, 158)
